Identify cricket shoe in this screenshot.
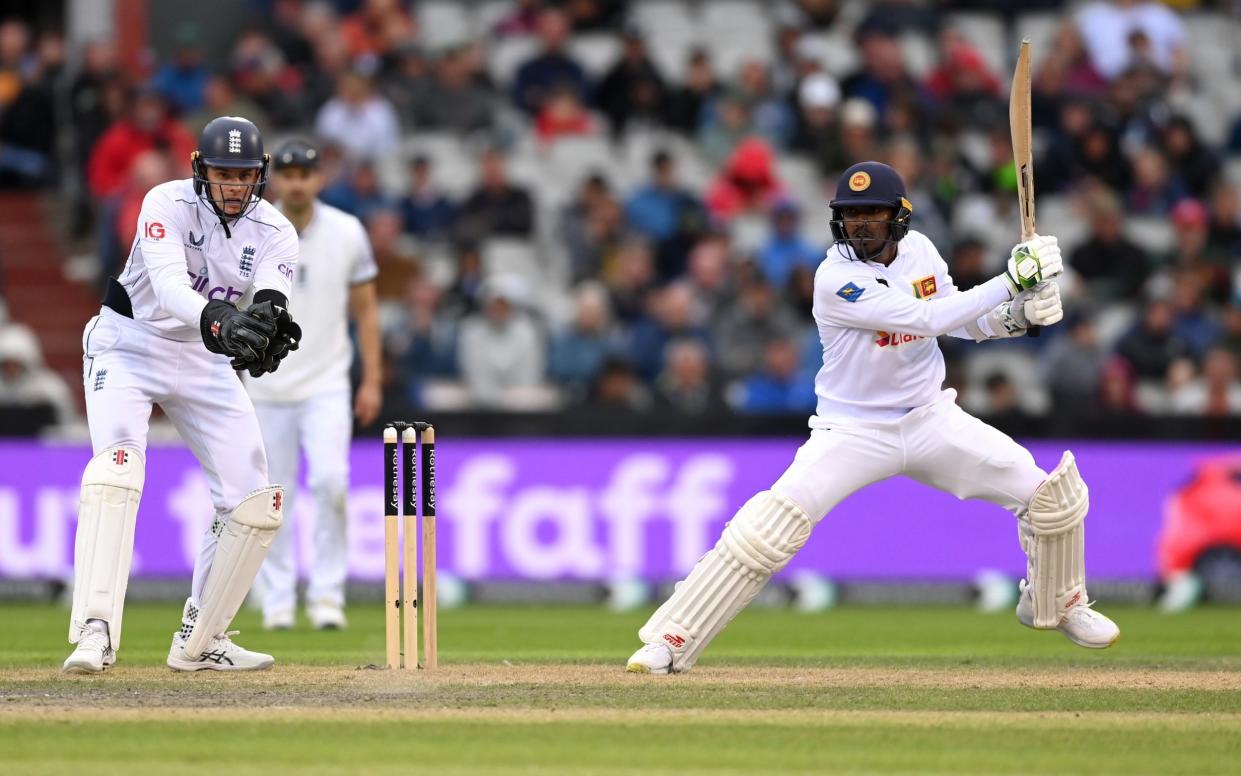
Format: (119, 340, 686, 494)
(307, 601, 347, 630)
(1016, 580, 1119, 649)
(167, 630, 275, 672)
(62, 620, 115, 674)
(626, 642, 673, 674)
(262, 609, 295, 631)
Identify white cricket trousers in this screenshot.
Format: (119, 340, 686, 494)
(252, 389, 352, 617)
(773, 390, 1048, 522)
(80, 308, 270, 604)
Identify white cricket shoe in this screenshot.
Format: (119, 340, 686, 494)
(626, 642, 673, 674)
(262, 609, 295, 631)
(1016, 580, 1120, 649)
(167, 630, 275, 672)
(62, 620, 115, 674)
(307, 601, 347, 630)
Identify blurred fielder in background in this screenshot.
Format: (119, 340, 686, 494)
(65, 116, 301, 674)
(628, 161, 1120, 675)
(248, 139, 381, 631)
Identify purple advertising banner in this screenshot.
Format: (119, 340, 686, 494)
(0, 439, 1234, 582)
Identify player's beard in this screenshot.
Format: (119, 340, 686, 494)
(847, 224, 893, 262)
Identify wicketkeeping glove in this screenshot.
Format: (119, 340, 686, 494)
(1002, 235, 1062, 296)
(229, 299, 302, 377)
(200, 300, 277, 362)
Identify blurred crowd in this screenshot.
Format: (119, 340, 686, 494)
(2, 0, 1241, 429)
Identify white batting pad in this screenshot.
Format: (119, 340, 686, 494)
(179, 486, 284, 660)
(1022, 450, 1089, 628)
(639, 491, 813, 672)
(69, 446, 144, 649)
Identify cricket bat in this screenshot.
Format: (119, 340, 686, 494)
(1010, 39, 1040, 336)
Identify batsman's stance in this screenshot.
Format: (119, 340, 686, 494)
(64, 116, 302, 673)
(628, 162, 1119, 674)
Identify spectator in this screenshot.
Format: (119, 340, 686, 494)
(1115, 295, 1193, 380)
(980, 372, 1032, 430)
(231, 30, 308, 129)
(366, 207, 421, 300)
(1099, 355, 1141, 415)
(790, 72, 843, 176)
(456, 148, 536, 240)
(1032, 22, 1107, 116)
(713, 278, 801, 378)
(387, 276, 459, 407)
(1205, 182, 1241, 269)
(340, 0, 417, 59)
(0, 324, 76, 430)
(756, 201, 821, 290)
(380, 41, 433, 130)
(512, 8, 589, 116)
(320, 161, 393, 221)
(102, 150, 174, 280)
(1168, 348, 1241, 416)
(495, 0, 545, 37)
(697, 90, 756, 167)
(733, 337, 816, 414)
(1126, 145, 1186, 216)
(264, 0, 318, 70)
(705, 137, 784, 222)
(1220, 301, 1241, 366)
(187, 74, 271, 139)
(624, 150, 706, 281)
(946, 237, 990, 291)
(1076, 0, 1187, 84)
(589, 356, 654, 411)
(1164, 199, 1229, 306)
(1170, 271, 1221, 361)
(666, 48, 720, 135)
(413, 44, 495, 134)
(654, 339, 727, 414)
(314, 64, 400, 161)
(1158, 116, 1218, 200)
(1069, 188, 1150, 300)
(86, 89, 194, 200)
(559, 173, 624, 282)
(604, 236, 656, 323)
(1078, 119, 1131, 193)
(733, 60, 795, 150)
(885, 135, 951, 249)
(457, 276, 547, 407)
(441, 241, 486, 318)
(548, 282, 623, 400)
(1041, 98, 1101, 193)
(595, 27, 666, 136)
(1043, 313, 1108, 418)
(841, 20, 919, 127)
(776, 0, 842, 30)
(399, 156, 457, 241)
(835, 98, 882, 177)
(685, 232, 737, 323)
(535, 83, 598, 141)
(0, 25, 55, 187)
(151, 25, 209, 114)
(562, 0, 626, 31)
(923, 30, 1004, 128)
(630, 282, 711, 380)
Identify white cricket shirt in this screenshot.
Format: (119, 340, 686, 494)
(245, 200, 377, 403)
(117, 178, 297, 340)
(811, 230, 1012, 421)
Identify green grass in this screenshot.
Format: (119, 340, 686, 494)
(2, 602, 1240, 775)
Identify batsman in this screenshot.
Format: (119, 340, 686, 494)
(627, 160, 1119, 674)
(63, 116, 301, 673)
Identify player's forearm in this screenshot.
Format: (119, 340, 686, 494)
(146, 259, 208, 328)
(349, 282, 382, 386)
(868, 276, 1012, 338)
